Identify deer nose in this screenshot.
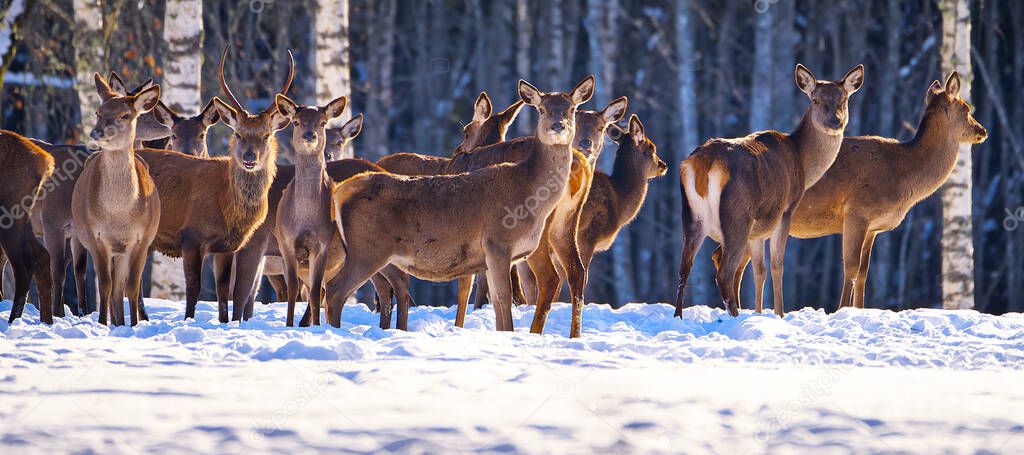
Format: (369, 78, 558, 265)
(827, 118, 843, 129)
(579, 139, 592, 151)
(89, 129, 103, 141)
(302, 131, 317, 142)
(551, 122, 565, 133)
(242, 151, 256, 162)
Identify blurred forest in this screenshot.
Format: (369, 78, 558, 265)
(1, 0, 1022, 313)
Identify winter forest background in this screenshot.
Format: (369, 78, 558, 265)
(1, 0, 1022, 314)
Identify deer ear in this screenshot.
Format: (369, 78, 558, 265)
(324, 95, 348, 120)
(107, 72, 128, 96)
(606, 123, 625, 143)
(628, 114, 645, 145)
(151, 101, 175, 127)
(571, 75, 596, 105)
(94, 72, 118, 101)
(601, 96, 628, 123)
(213, 97, 240, 130)
(199, 98, 221, 127)
(275, 94, 298, 119)
(132, 85, 161, 113)
(945, 71, 961, 98)
(340, 113, 363, 140)
(519, 80, 542, 106)
(925, 80, 944, 105)
(270, 110, 291, 132)
(795, 64, 817, 96)
(841, 64, 865, 94)
(473, 92, 492, 123)
(496, 99, 525, 127)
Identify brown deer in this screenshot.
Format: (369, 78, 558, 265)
(71, 74, 163, 326)
(376, 93, 524, 175)
(272, 93, 350, 326)
(136, 45, 291, 322)
(152, 99, 222, 157)
(28, 74, 173, 321)
(323, 76, 596, 329)
(1, 131, 54, 323)
(323, 115, 364, 161)
(714, 71, 986, 313)
(675, 64, 864, 318)
(468, 96, 629, 321)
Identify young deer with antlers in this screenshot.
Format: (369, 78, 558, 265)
(71, 75, 163, 326)
(715, 71, 987, 312)
(676, 64, 864, 318)
(322, 77, 596, 329)
(136, 46, 291, 322)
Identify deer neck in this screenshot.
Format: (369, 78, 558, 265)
(228, 156, 276, 214)
(96, 146, 141, 203)
(901, 110, 960, 199)
(790, 113, 845, 189)
(609, 153, 650, 227)
(293, 152, 329, 197)
(525, 138, 575, 197)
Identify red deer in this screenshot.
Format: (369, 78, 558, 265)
(323, 76, 596, 329)
(28, 73, 172, 321)
(0, 131, 54, 323)
(71, 74, 162, 326)
(135, 46, 291, 322)
(675, 64, 864, 318)
(714, 71, 986, 312)
(152, 99, 222, 157)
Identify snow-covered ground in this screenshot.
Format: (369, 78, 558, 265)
(2, 298, 1023, 454)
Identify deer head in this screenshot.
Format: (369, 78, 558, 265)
(606, 114, 667, 178)
(90, 73, 162, 151)
(574, 96, 628, 158)
(324, 115, 363, 161)
(518, 75, 595, 146)
(275, 94, 349, 157)
(795, 64, 864, 135)
(107, 72, 173, 142)
(924, 71, 988, 144)
(212, 45, 294, 171)
(152, 99, 221, 157)
(453, 92, 525, 155)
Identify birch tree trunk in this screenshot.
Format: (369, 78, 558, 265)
(365, 0, 394, 160)
(150, 0, 203, 301)
(546, 0, 564, 88)
(749, 7, 773, 131)
(73, 0, 104, 139)
(315, 0, 352, 156)
(0, 0, 27, 123)
(939, 0, 975, 310)
(515, 0, 532, 137)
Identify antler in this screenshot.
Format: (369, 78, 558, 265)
(262, 49, 295, 115)
(218, 45, 245, 112)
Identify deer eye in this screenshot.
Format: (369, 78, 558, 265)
(233, 132, 241, 140)
(539, 108, 546, 115)
(122, 113, 131, 120)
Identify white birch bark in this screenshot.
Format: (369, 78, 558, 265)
(940, 0, 975, 310)
(314, 0, 352, 157)
(515, 0, 533, 137)
(73, 0, 103, 138)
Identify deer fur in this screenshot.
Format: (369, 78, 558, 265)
(71, 74, 163, 326)
(321, 76, 596, 330)
(714, 71, 987, 312)
(675, 64, 864, 318)
(136, 45, 291, 322)
(0, 131, 54, 324)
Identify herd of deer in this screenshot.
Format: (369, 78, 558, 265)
(0, 46, 987, 338)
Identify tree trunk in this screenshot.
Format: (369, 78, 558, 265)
(515, 0, 533, 137)
(939, 0, 975, 310)
(749, 7, 773, 131)
(315, 0, 353, 156)
(364, 0, 394, 160)
(149, 0, 203, 301)
(73, 0, 104, 140)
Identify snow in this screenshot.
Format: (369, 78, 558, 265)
(2, 298, 1023, 453)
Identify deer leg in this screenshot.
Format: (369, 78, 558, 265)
(550, 241, 587, 339)
(370, 273, 394, 328)
(267, 274, 287, 302)
(0, 249, 6, 301)
(377, 266, 411, 330)
(455, 275, 474, 328)
(323, 251, 389, 329)
(527, 244, 559, 334)
(283, 251, 300, 327)
(111, 253, 133, 327)
(71, 239, 90, 316)
(126, 246, 150, 326)
(181, 241, 204, 321)
(306, 252, 329, 327)
(674, 221, 705, 318)
(472, 274, 488, 310)
(854, 233, 877, 309)
(712, 245, 751, 311)
(717, 211, 754, 316)
(91, 247, 113, 326)
(484, 244, 514, 333)
(516, 262, 537, 306)
(510, 266, 528, 306)
(212, 253, 232, 323)
(231, 247, 267, 321)
(837, 218, 869, 311)
(748, 240, 767, 314)
(768, 212, 794, 317)
(43, 232, 67, 319)
(27, 234, 54, 324)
